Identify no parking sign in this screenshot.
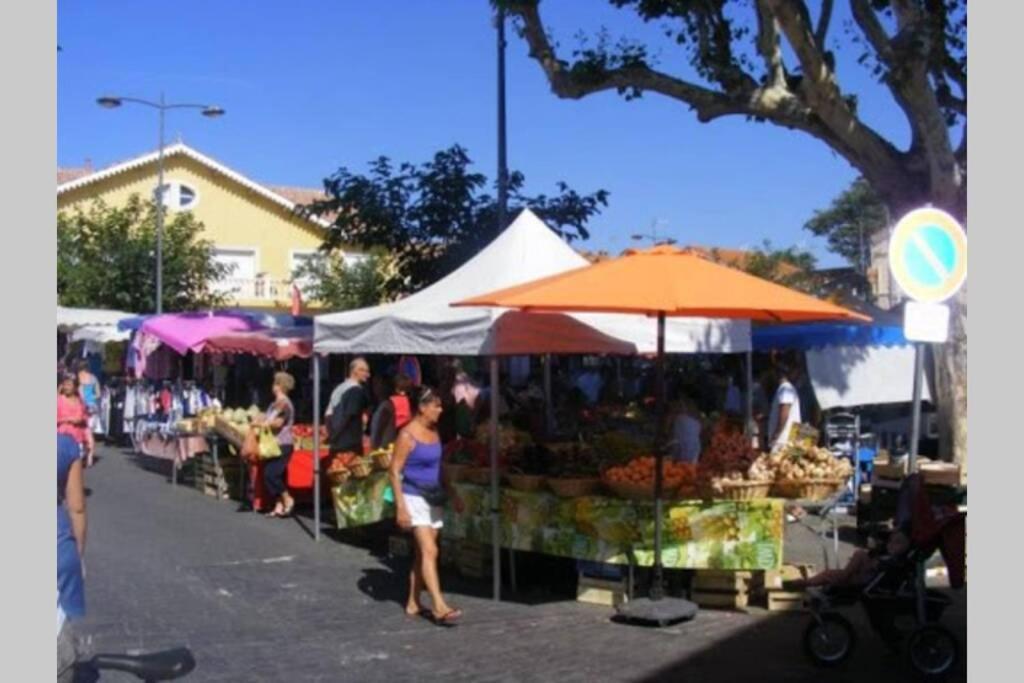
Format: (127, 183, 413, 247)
(888, 207, 967, 304)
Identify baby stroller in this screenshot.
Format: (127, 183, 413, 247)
(801, 474, 966, 679)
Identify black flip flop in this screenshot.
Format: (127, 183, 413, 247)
(431, 608, 463, 626)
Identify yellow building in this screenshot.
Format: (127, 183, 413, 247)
(57, 143, 359, 310)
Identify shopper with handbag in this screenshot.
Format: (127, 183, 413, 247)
(388, 385, 464, 626)
(253, 372, 296, 518)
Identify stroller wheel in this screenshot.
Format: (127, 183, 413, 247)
(907, 624, 959, 679)
(802, 613, 856, 667)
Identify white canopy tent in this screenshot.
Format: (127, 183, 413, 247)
(314, 209, 750, 355)
(70, 325, 132, 344)
(57, 306, 134, 332)
(806, 344, 932, 411)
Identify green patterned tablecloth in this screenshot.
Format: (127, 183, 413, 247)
(332, 478, 783, 569)
(332, 472, 393, 529)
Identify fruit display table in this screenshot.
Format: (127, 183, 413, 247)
(447, 483, 783, 569)
(332, 472, 393, 529)
(329, 476, 783, 570)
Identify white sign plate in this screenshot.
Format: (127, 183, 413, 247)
(903, 301, 950, 343)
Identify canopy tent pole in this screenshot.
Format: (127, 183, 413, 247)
(543, 353, 554, 436)
(651, 312, 667, 600)
(489, 356, 502, 601)
(745, 349, 754, 442)
(313, 354, 322, 543)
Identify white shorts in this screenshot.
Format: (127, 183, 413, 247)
(405, 493, 444, 530)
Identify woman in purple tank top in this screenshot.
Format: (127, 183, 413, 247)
(389, 385, 464, 626)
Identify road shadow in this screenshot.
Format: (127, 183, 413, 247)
(625, 587, 966, 683)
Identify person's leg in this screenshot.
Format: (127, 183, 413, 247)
(279, 447, 295, 513)
(262, 458, 285, 514)
(413, 526, 455, 619)
(406, 539, 426, 616)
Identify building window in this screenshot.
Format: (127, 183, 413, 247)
(153, 180, 200, 211)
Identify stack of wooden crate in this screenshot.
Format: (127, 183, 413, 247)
(754, 563, 814, 611)
(690, 570, 754, 611)
(455, 541, 493, 579)
(192, 453, 243, 501)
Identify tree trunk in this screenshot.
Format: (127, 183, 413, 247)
(933, 285, 967, 470)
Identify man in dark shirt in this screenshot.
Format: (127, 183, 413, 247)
(327, 357, 371, 455)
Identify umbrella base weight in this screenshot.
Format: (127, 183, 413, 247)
(615, 597, 698, 627)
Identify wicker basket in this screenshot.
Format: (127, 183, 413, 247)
(547, 477, 603, 498)
(505, 473, 547, 492)
(602, 478, 678, 501)
(772, 478, 844, 501)
(673, 484, 699, 501)
(714, 480, 774, 501)
(463, 467, 496, 486)
(348, 458, 374, 479)
(327, 468, 351, 486)
(370, 450, 392, 471)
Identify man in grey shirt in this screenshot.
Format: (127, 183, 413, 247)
(327, 357, 371, 455)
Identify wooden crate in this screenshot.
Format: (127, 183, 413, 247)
(193, 453, 243, 501)
(691, 589, 749, 611)
(456, 541, 494, 579)
(766, 591, 805, 612)
(388, 533, 411, 559)
(693, 570, 755, 592)
(577, 575, 629, 608)
(760, 564, 814, 591)
(919, 463, 962, 487)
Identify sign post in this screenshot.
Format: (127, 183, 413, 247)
(888, 208, 967, 472)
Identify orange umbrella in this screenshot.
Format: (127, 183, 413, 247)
(454, 245, 870, 322)
(453, 245, 869, 608)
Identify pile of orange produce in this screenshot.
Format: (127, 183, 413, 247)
(604, 456, 697, 489)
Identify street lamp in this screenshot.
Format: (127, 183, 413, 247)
(96, 93, 225, 314)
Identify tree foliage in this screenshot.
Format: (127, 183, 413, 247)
(57, 195, 229, 312)
(291, 250, 389, 311)
(503, 0, 968, 463)
(709, 240, 818, 293)
(299, 145, 608, 298)
(804, 178, 888, 272)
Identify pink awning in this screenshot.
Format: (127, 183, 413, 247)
(140, 312, 265, 355)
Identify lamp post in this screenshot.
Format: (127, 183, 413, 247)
(97, 94, 225, 314)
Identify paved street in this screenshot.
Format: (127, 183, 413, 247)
(72, 444, 966, 682)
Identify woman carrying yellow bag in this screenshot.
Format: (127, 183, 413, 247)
(252, 372, 295, 518)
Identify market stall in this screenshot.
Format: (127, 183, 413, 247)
(312, 209, 752, 546)
(455, 243, 867, 612)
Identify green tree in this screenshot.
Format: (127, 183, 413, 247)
(291, 250, 388, 311)
(299, 145, 608, 299)
(504, 0, 967, 465)
(709, 241, 819, 293)
(57, 195, 230, 312)
(804, 178, 889, 274)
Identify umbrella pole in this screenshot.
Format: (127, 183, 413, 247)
(312, 354, 321, 543)
(745, 349, 754, 442)
(543, 353, 554, 436)
(651, 312, 667, 601)
(489, 356, 501, 601)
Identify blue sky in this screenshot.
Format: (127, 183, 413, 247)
(58, 1, 914, 268)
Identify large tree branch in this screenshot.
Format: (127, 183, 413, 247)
(815, 0, 835, 50)
(755, 0, 787, 89)
(764, 1, 903, 171)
